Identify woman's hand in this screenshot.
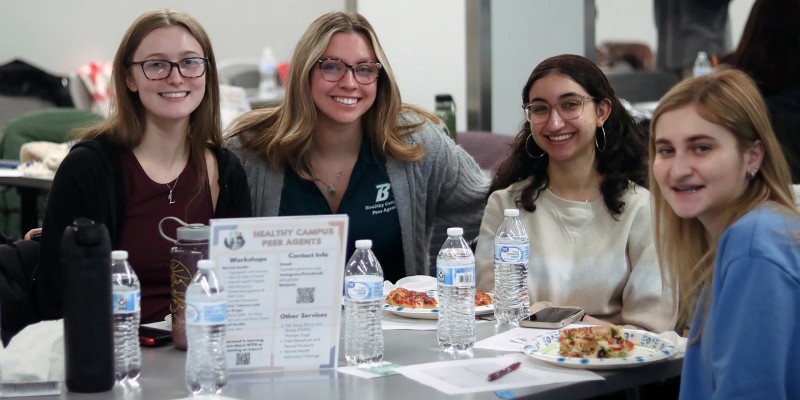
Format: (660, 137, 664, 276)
(24, 227, 42, 240)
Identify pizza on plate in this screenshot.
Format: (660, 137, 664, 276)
(558, 326, 634, 358)
(385, 288, 437, 308)
(386, 288, 493, 309)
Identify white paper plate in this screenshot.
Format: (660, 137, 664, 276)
(523, 329, 676, 370)
(383, 290, 493, 320)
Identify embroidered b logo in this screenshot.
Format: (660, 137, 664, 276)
(375, 183, 391, 202)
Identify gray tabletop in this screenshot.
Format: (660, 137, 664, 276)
(27, 321, 682, 400)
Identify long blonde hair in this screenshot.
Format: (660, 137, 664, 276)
(648, 67, 798, 330)
(78, 8, 221, 194)
(225, 11, 435, 179)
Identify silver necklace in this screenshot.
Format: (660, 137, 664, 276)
(166, 173, 180, 204)
(548, 185, 593, 203)
(317, 170, 342, 196)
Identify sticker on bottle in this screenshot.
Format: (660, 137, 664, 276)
(437, 264, 475, 287)
(185, 301, 227, 325)
(495, 244, 530, 263)
(112, 290, 140, 314)
(345, 275, 383, 301)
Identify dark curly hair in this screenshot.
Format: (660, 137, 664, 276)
(490, 54, 647, 217)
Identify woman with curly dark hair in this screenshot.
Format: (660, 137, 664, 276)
(475, 54, 676, 333)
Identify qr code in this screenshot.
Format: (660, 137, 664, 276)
(236, 352, 250, 366)
(296, 287, 315, 304)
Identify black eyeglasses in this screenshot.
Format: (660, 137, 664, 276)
(129, 57, 209, 80)
(522, 94, 595, 125)
(317, 58, 383, 85)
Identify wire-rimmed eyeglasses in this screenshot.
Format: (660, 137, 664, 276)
(129, 57, 209, 80)
(317, 58, 383, 85)
(522, 94, 595, 125)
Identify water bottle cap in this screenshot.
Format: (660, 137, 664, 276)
(504, 208, 520, 217)
(355, 239, 372, 249)
(111, 250, 128, 260)
(197, 260, 215, 270)
(446, 227, 463, 236)
(176, 223, 210, 241)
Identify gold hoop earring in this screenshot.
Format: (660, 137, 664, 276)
(525, 134, 546, 159)
(595, 126, 607, 152)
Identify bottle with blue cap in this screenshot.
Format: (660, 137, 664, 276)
(344, 239, 384, 365)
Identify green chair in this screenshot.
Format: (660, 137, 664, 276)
(0, 108, 103, 237)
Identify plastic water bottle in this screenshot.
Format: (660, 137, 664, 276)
(258, 46, 279, 100)
(493, 209, 530, 324)
(436, 227, 476, 351)
(111, 250, 141, 384)
(692, 51, 712, 77)
(185, 260, 227, 395)
(434, 94, 457, 142)
(344, 239, 385, 365)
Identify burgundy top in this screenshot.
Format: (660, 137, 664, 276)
(118, 150, 213, 323)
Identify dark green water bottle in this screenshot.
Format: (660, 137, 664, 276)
(435, 94, 457, 142)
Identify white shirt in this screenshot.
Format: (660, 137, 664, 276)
(475, 180, 677, 333)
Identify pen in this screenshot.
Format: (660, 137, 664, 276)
(487, 361, 521, 382)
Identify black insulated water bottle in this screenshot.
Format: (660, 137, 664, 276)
(62, 218, 114, 393)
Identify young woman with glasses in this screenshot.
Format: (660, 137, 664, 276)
(225, 11, 488, 282)
(35, 9, 251, 323)
(475, 54, 677, 333)
(650, 68, 800, 399)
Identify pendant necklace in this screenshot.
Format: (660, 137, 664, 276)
(166, 172, 181, 204)
(317, 170, 342, 196)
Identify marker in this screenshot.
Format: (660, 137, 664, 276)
(487, 361, 521, 382)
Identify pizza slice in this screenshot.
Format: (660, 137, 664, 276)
(385, 287, 437, 309)
(558, 326, 634, 358)
(474, 291, 493, 307)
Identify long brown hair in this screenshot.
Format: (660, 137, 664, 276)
(648, 67, 798, 330)
(491, 54, 647, 217)
(225, 11, 436, 179)
(79, 8, 221, 194)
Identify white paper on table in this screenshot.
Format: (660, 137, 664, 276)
(395, 353, 603, 395)
(337, 361, 402, 379)
(474, 326, 553, 352)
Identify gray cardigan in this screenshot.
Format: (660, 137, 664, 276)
(225, 114, 489, 276)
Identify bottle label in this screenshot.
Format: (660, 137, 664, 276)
(437, 264, 475, 287)
(185, 301, 227, 325)
(344, 276, 383, 301)
(494, 243, 530, 263)
(112, 290, 140, 314)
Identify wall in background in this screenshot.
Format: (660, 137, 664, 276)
(490, 1, 586, 136)
(358, 0, 466, 133)
(359, 0, 588, 136)
(0, 0, 759, 135)
(0, 0, 342, 75)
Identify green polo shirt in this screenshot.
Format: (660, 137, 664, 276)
(280, 138, 405, 283)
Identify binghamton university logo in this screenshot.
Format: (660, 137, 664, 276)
(224, 230, 245, 250)
(375, 183, 390, 202)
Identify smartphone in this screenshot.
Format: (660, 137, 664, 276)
(139, 326, 172, 347)
(519, 306, 585, 329)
